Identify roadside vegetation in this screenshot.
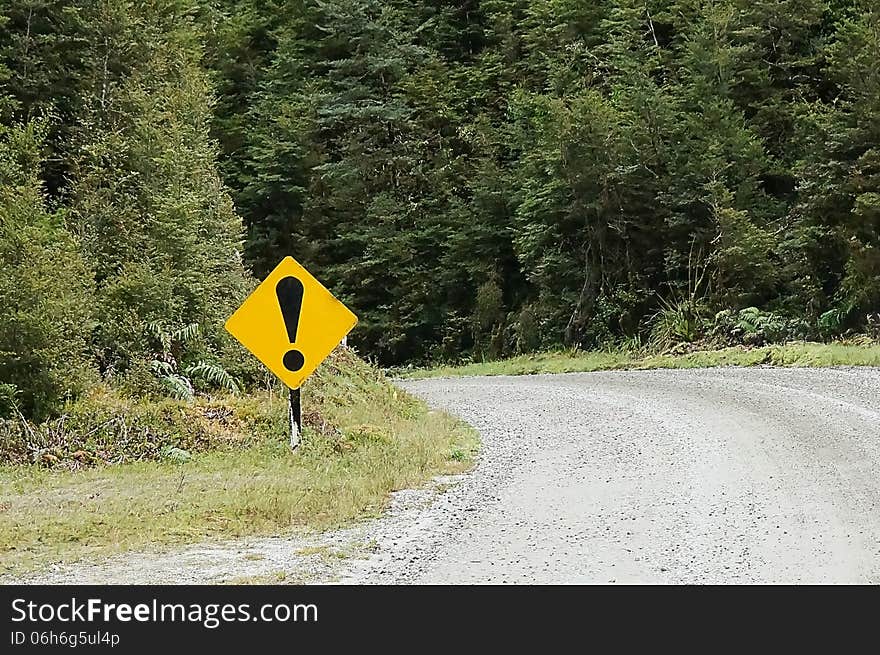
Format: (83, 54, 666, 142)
(405, 305, 880, 378)
(408, 341, 880, 379)
(0, 349, 478, 577)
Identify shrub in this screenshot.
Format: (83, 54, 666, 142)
(515, 305, 541, 354)
(712, 307, 789, 345)
(648, 297, 710, 351)
(472, 278, 505, 360)
(817, 308, 846, 340)
(0, 121, 97, 420)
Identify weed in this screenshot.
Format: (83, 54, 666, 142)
(0, 349, 479, 576)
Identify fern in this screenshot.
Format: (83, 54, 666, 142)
(171, 323, 199, 344)
(159, 373, 194, 401)
(185, 361, 240, 395)
(148, 324, 236, 399)
(146, 322, 200, 357)
(146, 322, 171, 354)
(149, 359, 175, 377)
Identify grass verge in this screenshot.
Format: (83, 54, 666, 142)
(405, 341, 880, 379)
(0, 349, 478, 577)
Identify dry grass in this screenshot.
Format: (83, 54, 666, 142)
(0, 349, 478, 576)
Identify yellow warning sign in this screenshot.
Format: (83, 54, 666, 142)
(225, 256, 358, 389)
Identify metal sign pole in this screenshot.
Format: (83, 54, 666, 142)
(289, 387, 302, 450)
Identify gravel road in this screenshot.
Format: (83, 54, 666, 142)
(11, 367, 880, 584)
(344, 367, 880, 584)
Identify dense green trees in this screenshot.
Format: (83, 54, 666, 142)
(1, 0, 251, 419)
(202, 0, 880, 363)
(797, 1, 880, 329)
(3, 0, 880, 417)
(67, 1, 250, 371)
(0, 120, 95, 419)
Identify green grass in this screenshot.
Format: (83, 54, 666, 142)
(405, 341, 880, 379)
(0, 349, 479, 577)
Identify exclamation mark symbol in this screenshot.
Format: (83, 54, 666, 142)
(276, 276, 305, 372)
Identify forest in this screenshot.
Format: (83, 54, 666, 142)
(2, 0, 880, 422)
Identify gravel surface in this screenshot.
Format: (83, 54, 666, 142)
(347, 367, 880, 584)
(10, 367, 880, 584)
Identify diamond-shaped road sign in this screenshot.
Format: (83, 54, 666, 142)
(225, 256, 358, 389)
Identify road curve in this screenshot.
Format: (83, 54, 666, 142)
(349, 367, 880, 584)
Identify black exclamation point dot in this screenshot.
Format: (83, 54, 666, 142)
(283, 350, 305, 372)
(276, 276, 305, 372)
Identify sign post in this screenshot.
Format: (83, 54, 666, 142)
(289, 387, 302, 449)
(225, 256, 358, 450)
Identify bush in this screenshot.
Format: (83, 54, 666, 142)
(472, 278, 505, 360)
(712, 307, 789, 345)
(817, 308, 846, 340)
(0, 383, 18, 417)
(648, 297, 710, 351)
(514, 305, 541, 353)
(0, 121, 97, 420)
